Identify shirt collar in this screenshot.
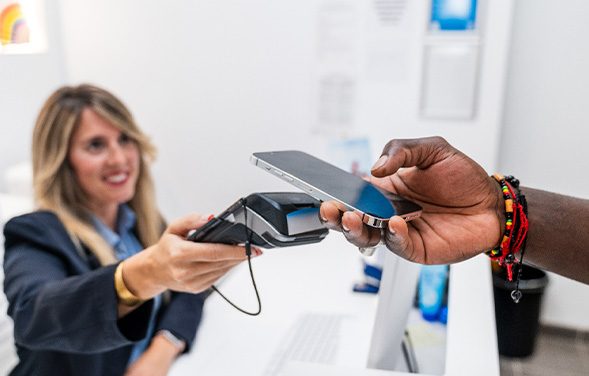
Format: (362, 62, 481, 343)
(91, 204, 137, 248)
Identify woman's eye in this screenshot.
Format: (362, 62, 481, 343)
(119, 133, 133, 145)
(87, 139, 105, 151)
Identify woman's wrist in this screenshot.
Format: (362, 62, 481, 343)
(151, 331, 185, 358)
(115, 262, 144, 306)
(122, 246, 167, 300)
(156, 330, 186, 354)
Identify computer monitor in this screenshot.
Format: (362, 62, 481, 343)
(366, 249, 421, 371)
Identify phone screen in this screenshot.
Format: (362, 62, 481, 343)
(252, 150, 421, 221)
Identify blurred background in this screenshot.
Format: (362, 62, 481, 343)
(0, 0, 588, 372)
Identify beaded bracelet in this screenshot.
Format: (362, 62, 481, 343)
(487, 174, 529, 302)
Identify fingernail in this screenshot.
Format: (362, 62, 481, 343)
(371, 155, 388, 171)
(253, 248, 263, 257)
(319, 216, 328, 224)
(342, 223, 350, 233)
(207, 214, 215, 221)
(387, 220, 397, 236)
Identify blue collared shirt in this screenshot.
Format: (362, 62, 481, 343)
(91, 204, 161, 365)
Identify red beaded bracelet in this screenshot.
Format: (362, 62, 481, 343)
(487, 174, 529, 302)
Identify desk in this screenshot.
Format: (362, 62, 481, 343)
(170, 234, 499, 376)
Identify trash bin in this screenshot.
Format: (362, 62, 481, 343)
(492, 264, 549, 357)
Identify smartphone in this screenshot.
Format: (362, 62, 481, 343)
(250, 150, 422, 228)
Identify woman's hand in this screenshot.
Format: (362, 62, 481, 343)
(123, 214, 257, 301)
(124, 333, 181, 376)
(320, 136, 504, 264)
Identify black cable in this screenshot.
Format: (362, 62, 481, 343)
(504, 176, 528, 303)
(401, 330, 419, 373)
(512, 192, 528, 303)
(211, 198, 262, 316)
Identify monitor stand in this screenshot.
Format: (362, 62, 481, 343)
(366, 249, 421, 371)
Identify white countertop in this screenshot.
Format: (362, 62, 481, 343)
(170, 233, 499, 376)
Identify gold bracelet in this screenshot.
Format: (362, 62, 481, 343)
(114, 261, 144, 306)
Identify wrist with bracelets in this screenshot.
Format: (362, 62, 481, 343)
(114, 261, 144, 306)
(487, 174, 529, 302)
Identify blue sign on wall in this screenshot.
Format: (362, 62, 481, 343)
(430, 0, 477, 31)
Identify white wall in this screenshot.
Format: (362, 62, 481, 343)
(357, 0, 514, 172)
(0, 2, 66, 191)
(500, 0, 589, 330)
(58, 0, 325, 220)
(58, 0, 514, 216)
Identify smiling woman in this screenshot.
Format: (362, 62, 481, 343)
(68, 109, 141, 230)
(30, 84, 159, 266)
(2, 84, 253, 376)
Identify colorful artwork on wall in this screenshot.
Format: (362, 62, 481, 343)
(0, 2, 30, 45)
(0, 0, 45, 54)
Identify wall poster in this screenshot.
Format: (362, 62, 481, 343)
(0, 0, 46, 54)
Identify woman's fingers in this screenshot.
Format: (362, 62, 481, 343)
(183, 260, 244, 293)
(166, 213, 209, 237)
(164, 243, 259, 292)
(176, 242, 251, 262)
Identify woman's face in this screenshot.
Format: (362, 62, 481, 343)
(68, 108, 140, 212)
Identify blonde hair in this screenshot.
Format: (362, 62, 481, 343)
(32, 84, 163, 265)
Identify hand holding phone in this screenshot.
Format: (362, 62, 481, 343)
(250, 150, 422, 228)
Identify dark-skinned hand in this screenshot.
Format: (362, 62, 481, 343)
(320, 136, 504, 264)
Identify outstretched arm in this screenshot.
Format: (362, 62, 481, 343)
(320, 136, 589, 284)
(522, 187, 589, 284)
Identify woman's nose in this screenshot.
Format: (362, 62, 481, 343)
(107, 144, 127, 165)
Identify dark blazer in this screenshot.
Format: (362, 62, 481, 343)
(3, 211, 206, 376)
